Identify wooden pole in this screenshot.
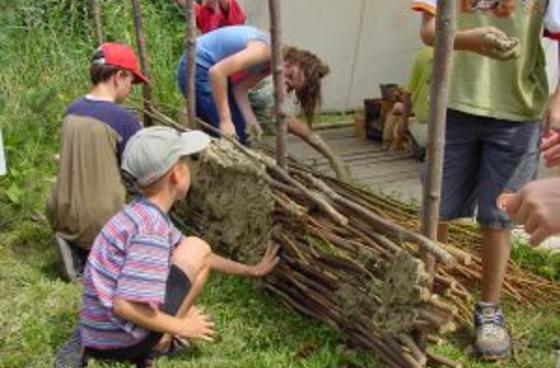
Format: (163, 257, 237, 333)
(419, 0, 455, 352)
(268, 0, 288, 169)
(130, 0, 154, 126)
(91, 0, 103, 46)
(184, 0, 197, 129)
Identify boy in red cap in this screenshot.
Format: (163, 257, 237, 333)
(47, 43, 149, 281)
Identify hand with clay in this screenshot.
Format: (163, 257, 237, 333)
(219, 119, 238, 139)
(462, 26, 520, 61)
(498, 178, 560, 246)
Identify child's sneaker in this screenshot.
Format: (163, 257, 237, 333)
(473, 302, 512, 361)
(53, 327, 83, 368)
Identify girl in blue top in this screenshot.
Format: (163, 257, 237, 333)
(177, 25, 330, 146)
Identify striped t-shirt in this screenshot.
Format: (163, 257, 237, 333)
(80, 197, 184, 350)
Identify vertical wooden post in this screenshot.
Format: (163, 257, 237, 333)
(419, 0, 455, 352)
(184, 0, 197, 129)
(268, 0, 288, 169)
(130, 0, 154, 126)
(91, 0, 103, 46)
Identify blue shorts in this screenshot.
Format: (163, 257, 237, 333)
(177, 56, 248, 145)
(432, 109, 540, 229)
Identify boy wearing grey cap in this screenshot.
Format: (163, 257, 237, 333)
(55, 126, 279, 368)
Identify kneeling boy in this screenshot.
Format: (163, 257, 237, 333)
(55, 127, 279, 367)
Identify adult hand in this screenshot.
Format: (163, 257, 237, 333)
(176, 309, 215, 342)
(463, 26, 520, 60)
(248, 244, 280, 278)
(498, 178, 560, 246)
(219, 119, 237, 139)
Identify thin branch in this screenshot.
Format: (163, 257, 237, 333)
(130, 0, 154, 126)
(268, 0, 289, 168)
(184, 0, 197, 129)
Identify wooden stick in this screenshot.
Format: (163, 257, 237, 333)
(439, 243, 472, 265)
(399, 334, 428, 366)
(130, 0, 154, 126)
(268, 0, 289, 168)
(184, 0, 197, 129)
(427, 351, 463, 368)
(350, 327, 415, 368)
(419, 0, 456, 350)
(91, 0, 103, 46)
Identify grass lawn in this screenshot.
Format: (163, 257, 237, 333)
(0, 1, 558, 367)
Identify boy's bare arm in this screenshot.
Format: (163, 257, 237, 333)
(420, 12, 518, 60)
(113, 298, 214, 341)
(210, 244, 279, 277)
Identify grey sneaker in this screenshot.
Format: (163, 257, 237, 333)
(54, 233, 86, 282)
(53, 327, 83, 368)
(474, 302, 512, 361)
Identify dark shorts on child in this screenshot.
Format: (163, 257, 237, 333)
(429, 109, 540, 230)
(84, 265, 191, 362)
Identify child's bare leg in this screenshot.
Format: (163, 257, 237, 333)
(481, 228, 510, 303)
(156, 237, 212, 350)
(171, 236, 212, 319)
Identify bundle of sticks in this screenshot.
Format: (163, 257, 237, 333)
(136, 105, 560, 368)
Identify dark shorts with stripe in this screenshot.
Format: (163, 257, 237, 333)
(424, 109, 540, 229)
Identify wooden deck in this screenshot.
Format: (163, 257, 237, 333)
(278, 126, 423, 204)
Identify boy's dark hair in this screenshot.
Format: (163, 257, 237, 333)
(89, 49, 120, 85)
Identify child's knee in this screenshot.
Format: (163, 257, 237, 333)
(172, 236, 212, 277)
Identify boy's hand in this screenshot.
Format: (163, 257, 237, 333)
(541, 132, 560, 167)
(463, 27, 519, 60)
(543, 92, 560, 133)
(249, 244, 280, 278)
(176, 310, 215, 342)
(541, 89, 560, 167)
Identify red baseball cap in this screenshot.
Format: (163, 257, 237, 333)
(92, 43, 149, 84)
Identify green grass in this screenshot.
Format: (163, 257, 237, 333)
(0, 222, 379, 368)
(0, 1, 558, 367)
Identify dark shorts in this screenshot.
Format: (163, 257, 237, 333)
(177, 58, 248, 145)
(430, 109, 540, 229)
(84, 265, 191, 363)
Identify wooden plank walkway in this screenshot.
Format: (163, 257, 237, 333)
(276, 126, 423, 204)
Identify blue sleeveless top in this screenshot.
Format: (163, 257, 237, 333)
(195, 25, 270, 69)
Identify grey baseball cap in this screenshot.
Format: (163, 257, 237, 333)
(122, 126, 211, 186)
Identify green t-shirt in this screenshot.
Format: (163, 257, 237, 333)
(413, 0, 553, 122)
(407, 47, 433, 124)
